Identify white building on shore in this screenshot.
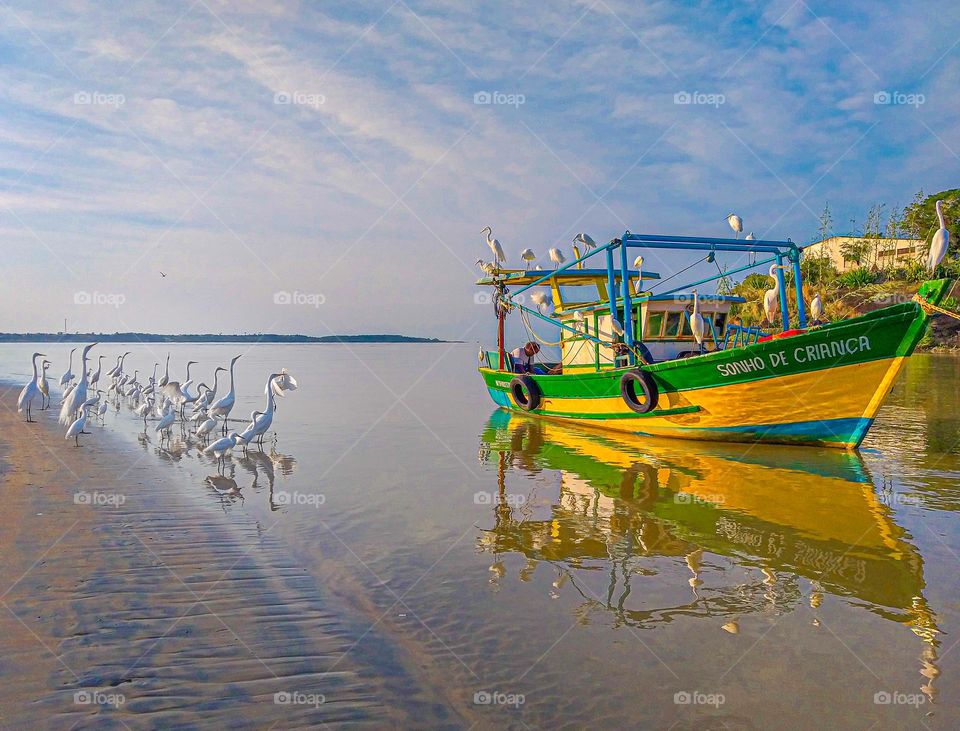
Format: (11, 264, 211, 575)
(803, 236, 924, 272)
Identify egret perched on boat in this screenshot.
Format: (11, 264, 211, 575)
(572, 310, 585, 333)
(633, 255, 645, 294)
(65, 406, 91, 447)
(209, 355, 242, 434)
(17, 352, 46, 422)
(481, 226, 505, 267)
(548, 247, 566, 268)
(763, 264, 788, 325)
(530, 290, 553, 313)
(573, 233, 597, 253)
(689, 289, 706, 353)
(927, 199, 950, 273)
(610, 319, 625, 337)
(38, 360, 51, 409)
(725, 213, 743, 238)
(520, 248, 536, 269)
(745, 232, 755, 240)
(475, 259, 497, 276)
(810, 293, 824, 325)
(60, 347, 77, 387)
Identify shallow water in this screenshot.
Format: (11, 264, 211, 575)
(2, 343, 960, 728)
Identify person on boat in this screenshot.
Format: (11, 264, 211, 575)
(510, 342, 561, 374)
(510, 342, 540, 372)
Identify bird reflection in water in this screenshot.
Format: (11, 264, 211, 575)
(476, 410, 943, 694)
(205, 471, 243, 507)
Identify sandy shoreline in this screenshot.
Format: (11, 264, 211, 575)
(0, 385, 468, 729)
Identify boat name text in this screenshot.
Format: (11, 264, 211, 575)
(716, 336, 871, 377)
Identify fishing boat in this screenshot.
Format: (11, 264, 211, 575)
(476, 232, 953, 449)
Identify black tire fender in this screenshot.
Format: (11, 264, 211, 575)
(510, 375, 541, 411)
(620, 369, 659, 414)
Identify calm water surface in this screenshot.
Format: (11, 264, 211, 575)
(2, 343, 960, 728)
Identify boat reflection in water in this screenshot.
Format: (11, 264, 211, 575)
(477, 409, 941, 701)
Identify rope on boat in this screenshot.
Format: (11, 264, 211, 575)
(519, 307, 564, 346)
(913, 294, 960, 322)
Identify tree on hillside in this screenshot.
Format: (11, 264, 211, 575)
(903, 188, 960, 250)
(839, 238, 871, 267)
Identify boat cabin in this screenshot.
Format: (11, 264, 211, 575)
(478, 267, 744, 373)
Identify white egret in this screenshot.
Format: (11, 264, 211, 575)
(17, 352, 46, 422)
(809, 293, 824, 325)
(196, 413, 219, 443)
(204, 367, 227, 404)
(725, 213, 743, 238)
(763, 265, 788, 325)
(155, 403, 175, 440)
(97, 400, 108, 421)
(475, 259, 497, 276)
(59, 347, 77, 387)
(633, 255, 645, 294)
(89, 355, 105, 388)
(572, 310, 585, 333)
(249, 372, 285, 447)
(689, 289, 706, 353)
(106, 354, 122, 379)
(610, 319, 625, 337)
(481, 226, 506, 267)
(204, 432, 242, 469)
(520, 248, 536, 269)
(38, 360, 51, 409)
(573, 233, 597, 253)
(209, 355, 242, 434)
(158, 353, 170, 387)
(65, 406, 91, 447)
(236, 410, 264, 449)
(530, 290, 553, 313)
(268, 368, 298, 398)
(745, 232, 756, 241)
(927, 199, 950, 273)
(548, 248, 566, 268)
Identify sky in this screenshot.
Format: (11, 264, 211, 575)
(1, 0, 958, 339)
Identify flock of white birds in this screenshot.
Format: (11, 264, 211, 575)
(475, 202, 950, 335)
(15, 345, 298, 467)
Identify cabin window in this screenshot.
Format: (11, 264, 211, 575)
(713, 312, 727, 332)
(644, 312, 664, 339)
(665, 311, 684, 338)
(556, 284, 601, 306)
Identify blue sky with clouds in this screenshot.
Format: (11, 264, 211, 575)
(1, 0, 957, 337)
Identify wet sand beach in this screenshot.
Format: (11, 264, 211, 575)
(0, 385, 462, 729)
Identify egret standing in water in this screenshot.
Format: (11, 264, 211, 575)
(763, 265, 788, 325)
(38, 360, 51, 409)
(927, 199, 950, 273)
(689, 289, 706, 353)
(481, 226, 505, 268)
(60, 347, 77, 387)
(810, 293, 824, 325)
(725, 213, 743, 238)
(210, 355, 242, 434)
(205, 432, 242, 471)
(17, 352, 46, 422)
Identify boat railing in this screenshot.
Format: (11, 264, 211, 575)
(722, 324, 767, 349)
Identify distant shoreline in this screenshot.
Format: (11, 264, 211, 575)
(0, 333, 458, 344)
